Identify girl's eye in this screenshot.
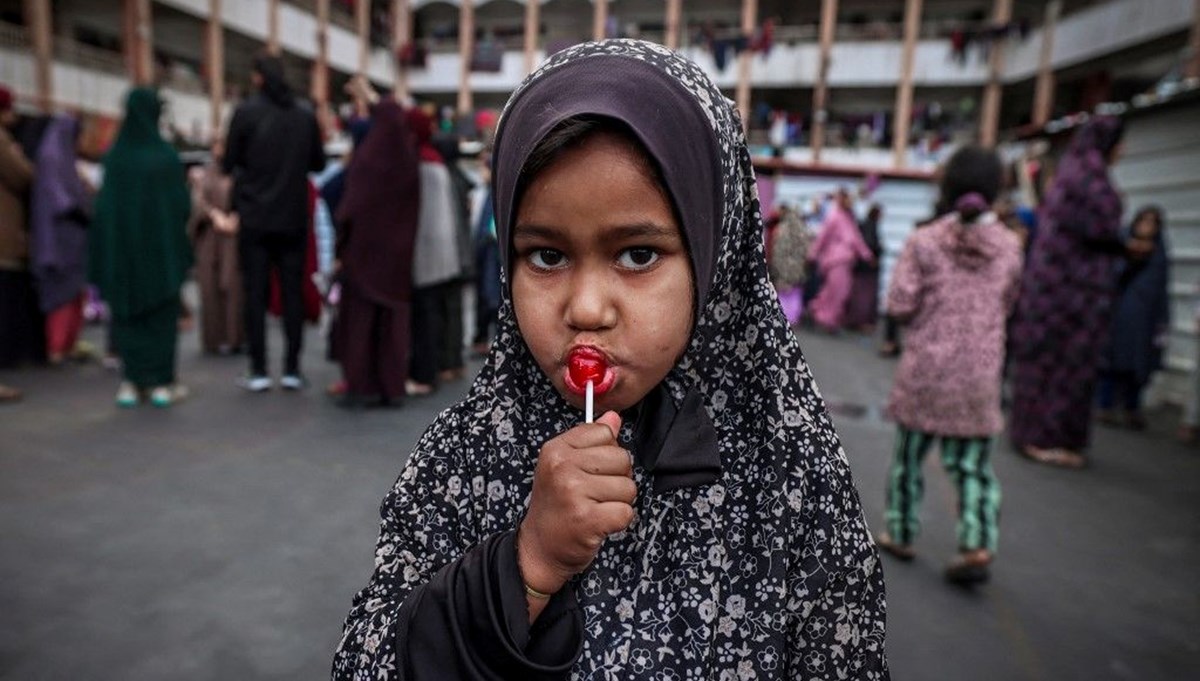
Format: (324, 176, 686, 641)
(617, 248, 660, 270)
(528, 248, 568, 270)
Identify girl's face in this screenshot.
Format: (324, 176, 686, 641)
(512, 131, 695, 414)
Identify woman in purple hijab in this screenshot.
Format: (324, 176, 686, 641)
(29, 115, 91, 364)
(1008, 116, 1134, 469)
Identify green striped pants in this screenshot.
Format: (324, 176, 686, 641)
(884, 427, 1002, 552)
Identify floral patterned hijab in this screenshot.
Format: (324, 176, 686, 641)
(336, 40, 887, 679)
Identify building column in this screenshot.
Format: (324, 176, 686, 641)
(593, 0, 608, 42)
(1032, 0, 1061, 126)
(124, 0, 154, 86)
(356, 0, 370, 74)
(312, 0, 329, 104)
(267, 0, 280, 55)
(735, 0, 757, 130)
(524, 0, 540, 74)
(665, 0, 682, 50)
(207, 0, 224, 138)
(1186, 0, 1200, 80)
(458, 0, 475, 115)
(811, 0, 837, 163)
(891, 0, 922, 168)
(22, 0, 53, 113)
(979, 0, 1013, 147)
(392, 0, 411, 101)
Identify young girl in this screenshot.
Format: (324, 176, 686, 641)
(876, 146, 1022, 585)
(333, 40, 887, 679)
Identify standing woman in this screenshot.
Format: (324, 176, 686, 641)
(807, 188, 875, 332)
(1097, 206, 1169, 429)
(1008, 117, 1129, 468)
(878, 146, 1023, 584)
(188, 140, 243, 355)
(334, 97, 421, 408)
(30, 116, 92, 365)
(406, 107, 464, 396)
(844, 203, 884, 332)
(89, 88, 192, 408)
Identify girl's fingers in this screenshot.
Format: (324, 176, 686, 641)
(561, 420, 621, 449)
(585, 474, 637, 504)
(578, 446, 633, 477)
(593, 501, 636, 536)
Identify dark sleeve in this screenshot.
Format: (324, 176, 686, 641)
(221, 106, 248, 176)
(395, 530, 583, 680)
(309, 115, 326, 173)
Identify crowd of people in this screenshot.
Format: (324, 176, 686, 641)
(760, 116, 1178, 584)
(0, 53, 502, 410)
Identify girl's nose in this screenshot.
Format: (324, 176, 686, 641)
(565, 268, 617, 331)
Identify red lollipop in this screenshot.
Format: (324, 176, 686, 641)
(568, 353, 607, 387)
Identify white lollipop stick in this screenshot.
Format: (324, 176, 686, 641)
(585, 380, 594, 424)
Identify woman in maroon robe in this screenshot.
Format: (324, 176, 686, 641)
(333, 99, 421, 407)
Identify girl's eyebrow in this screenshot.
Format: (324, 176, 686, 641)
(513, 221, 678, 241)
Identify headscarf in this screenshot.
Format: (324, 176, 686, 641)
(29, 116, 92, 312)
(334, 40, 885, 679)
(252, 53, 294, 108)
(1042, 116, 1123, 240)
(0, 85, 12, 112)
(405, 108, 442, 164)
(88, 88, 191, 319)
(335, 99, 421, 305)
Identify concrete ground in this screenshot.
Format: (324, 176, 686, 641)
(0, 322, 1196, 680)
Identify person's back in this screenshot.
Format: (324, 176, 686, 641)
(223, 93, 323, 233)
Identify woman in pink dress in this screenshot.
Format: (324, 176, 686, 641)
(806, 188, 874, 331)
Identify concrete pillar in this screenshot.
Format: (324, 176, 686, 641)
(593, 0, 608, 42)
(22, 0, 53, 113)
(207, 0, 224, 138)
(979, 0, 1013, 147)
(267, 0, 280, 55)
(735, 0, 757, 130)
(1032, 0, 1061, 127)
(458, 0, 474, 114)
(891, 0, 922, 168)
(312, 0, 329, 105)
(124, 0, 154, 86)
(811, 0, 838, 163)
(356, 0, 370, 74)
(1186, 0, 1200, 80)
(393, 0, 411, 101)
(665, 0, 682, 50)
(524, 0, 540, 74)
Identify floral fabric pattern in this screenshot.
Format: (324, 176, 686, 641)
(333, 40, 888, 680)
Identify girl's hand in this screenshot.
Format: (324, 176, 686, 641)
(517, 411, 635, 596)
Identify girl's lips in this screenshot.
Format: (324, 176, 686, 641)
(563, 346, 617, 396)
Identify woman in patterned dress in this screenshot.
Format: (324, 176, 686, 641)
(876, 146, 1023, 585)
(1008, 117, 1130, 469)
(332, 40, 887, 679)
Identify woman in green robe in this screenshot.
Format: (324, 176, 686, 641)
(89, 88, 192, 408)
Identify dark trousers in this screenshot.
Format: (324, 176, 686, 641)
(240, 230, 306, 376)
(0, 270, 47, 368)
(410, 281, 464, 385)
(1097, 370, 1143, 412)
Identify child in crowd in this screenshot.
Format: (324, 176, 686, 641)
(333, 40, 887, 679)
(876, 146, 1023, 585)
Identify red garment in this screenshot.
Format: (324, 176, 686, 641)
(45, 293, 84, 357)
(406, 109, 444, 163)
(269, 182, 321, 322)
